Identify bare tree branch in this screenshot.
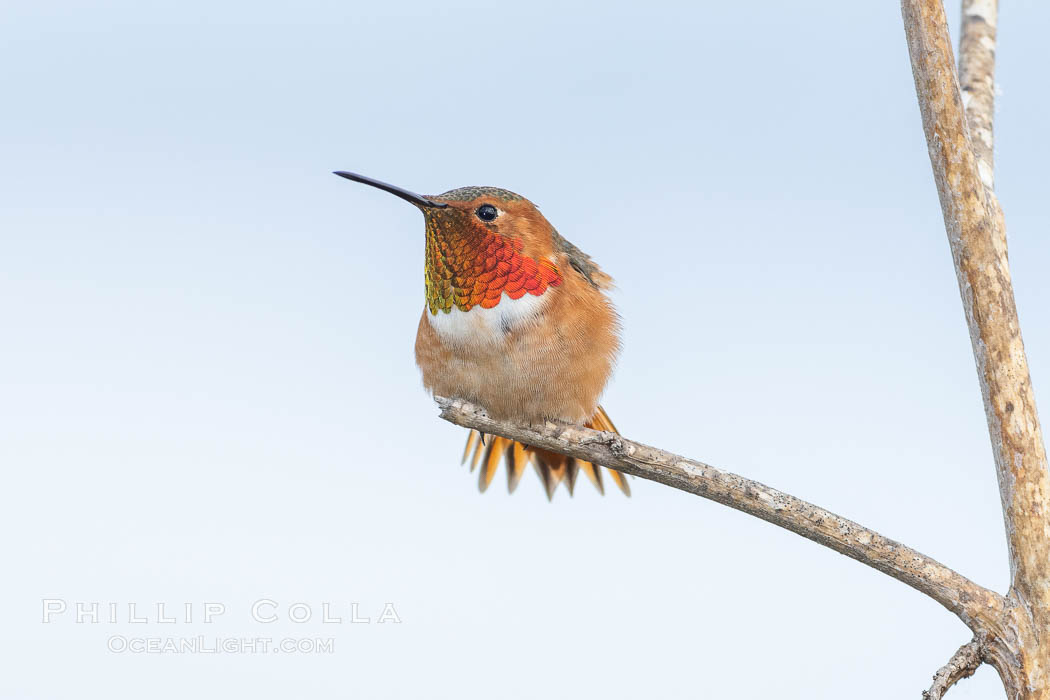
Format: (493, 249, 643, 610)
(923, 639, 983, 700)
(429, 3, 1047, 696)
(436, 396, 1006, 630)
(902, 0, 1050, 695)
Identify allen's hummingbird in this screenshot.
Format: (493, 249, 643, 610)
(335, 171, 628, 499)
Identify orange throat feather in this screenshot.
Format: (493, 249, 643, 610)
(424, 212, 562, 315)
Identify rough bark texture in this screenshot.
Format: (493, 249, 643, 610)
(924, 639, 983, 699)
(958, 0, 1010, 268)
(959, 0, 998, 191)
(903, 0, 1050, 696)
(436, 397, 1006, 629)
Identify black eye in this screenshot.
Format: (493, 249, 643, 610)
(476, 204, 498, 222)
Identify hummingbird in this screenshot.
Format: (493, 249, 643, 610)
(334, 171, 628, 499)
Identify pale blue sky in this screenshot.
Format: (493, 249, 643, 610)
(2, 1, 1049, 698)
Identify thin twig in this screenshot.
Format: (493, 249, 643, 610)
(958, 0, 1009, 262)
(923, 639, 983, 700)
(958, 0, 998, 191)
(436, 396, 1006, 630)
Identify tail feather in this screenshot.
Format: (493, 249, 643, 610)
(578, 461, 604, 494)
(507, 441, 528, 493)
(461, 430, 479, 465)
(478, 436, 506, 492)
(468, 433, 485, 473)
(564, 458, 579, 496)
(460, 406, 631, 499)
(531, 450, 566, 501)
(606, 466, 631, 496)
(532, 456, 553, 500)
(592, 406, 618, 433)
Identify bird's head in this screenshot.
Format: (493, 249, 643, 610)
(335, 171, 564, 314)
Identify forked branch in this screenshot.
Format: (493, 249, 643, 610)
(436, 396, 1006, 631)
(903, 0, 1050, 694)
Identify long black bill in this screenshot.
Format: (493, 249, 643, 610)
(333, 171, 448, 209)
